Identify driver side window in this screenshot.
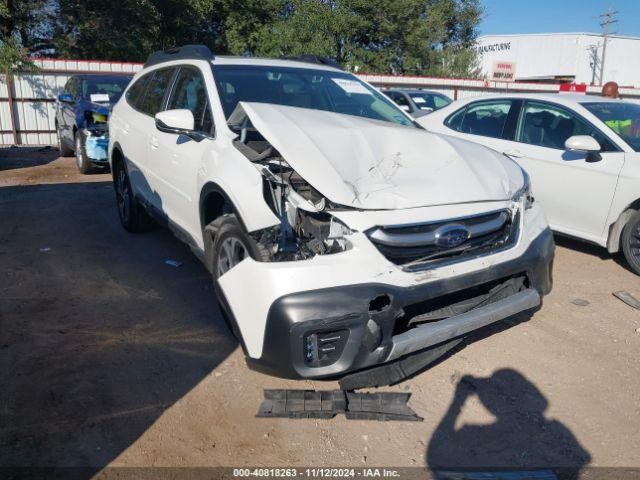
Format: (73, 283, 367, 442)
(167, 66, 214, 135)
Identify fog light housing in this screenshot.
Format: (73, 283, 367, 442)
(304, 329, 349, 367)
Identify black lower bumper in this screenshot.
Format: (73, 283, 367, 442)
(246, 228, 555, 380)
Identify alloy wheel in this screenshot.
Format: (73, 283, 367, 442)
(75, 135, 83, 169)
(217, 237, 248, 277)
(629, 221, 640, 261)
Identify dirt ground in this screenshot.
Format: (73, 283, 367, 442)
(1, 147, 639, 475)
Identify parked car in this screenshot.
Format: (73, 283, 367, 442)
(418, 93, 640, 275)
(108, 45, 553, 382)
(56, 74, 132, 173)
(383, 89, 452, 118)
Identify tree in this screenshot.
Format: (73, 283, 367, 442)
(0, 0, 57, 55)
(249, 0, 483, 77)
(6, 0, 482, 77)
(0, 37, 38, 74)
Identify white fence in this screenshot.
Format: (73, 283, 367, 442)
(2, 59, 640, 147)
(0, 59, 142, 146)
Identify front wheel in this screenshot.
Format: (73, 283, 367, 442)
(75, 132, 92, 174)
(207, 215, 270, 340)
(621, 210, 640, 276)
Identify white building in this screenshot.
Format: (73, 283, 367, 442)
(476, 33, 640, 87)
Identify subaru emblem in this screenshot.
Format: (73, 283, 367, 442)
(434, 224, 470, 248)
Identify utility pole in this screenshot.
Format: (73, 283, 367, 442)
(599, 7, 618, 85)
(587, 44, 599, 85)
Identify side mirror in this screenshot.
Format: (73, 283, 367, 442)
(58, 93, 73, 103)
(565, 135, 602, 163)
(565, 135, 601, 152)
(155, 109, 204, 141)
(400, 104, 411, 112)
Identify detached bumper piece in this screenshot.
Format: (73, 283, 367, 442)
(257, 389, 422, 422)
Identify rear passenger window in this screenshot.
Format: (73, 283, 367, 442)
(167, 67, 214, 135)
(458, 101, 513, 139)
(138, 68, 175, 116)
(125, 73, 151, 109)
(445, 107, 466, 131)
(517, 101, 616, 152)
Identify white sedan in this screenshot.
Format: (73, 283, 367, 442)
(418, 93, 640, 275)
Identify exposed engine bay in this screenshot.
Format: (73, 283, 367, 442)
(233, 123, 353, 261)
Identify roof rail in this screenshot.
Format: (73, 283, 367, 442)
(144, 45, 214, 68)
(281, 55, 344, 71)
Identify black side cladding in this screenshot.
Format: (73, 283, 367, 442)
(257, 390, 422, 422)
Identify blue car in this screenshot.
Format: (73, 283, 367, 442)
(55, 74, 132, 173)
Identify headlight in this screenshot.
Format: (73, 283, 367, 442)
(512, 168, 534, 210)
(326, 216, 353, 251)
(91, 112, 108, 124)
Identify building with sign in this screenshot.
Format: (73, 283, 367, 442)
(476, 33, 640, 87)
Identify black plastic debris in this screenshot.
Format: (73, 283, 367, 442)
(339, 338, 464, 390)
(571, 298, 590, 307)
(257, 389, 346, 419)
(257, 389, 422, 421)
(613, 290, 640, 310)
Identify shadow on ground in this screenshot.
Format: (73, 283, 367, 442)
(427, 368, 591, 473)
(0, 147, 61, 171)
(0, 181, 236, 470)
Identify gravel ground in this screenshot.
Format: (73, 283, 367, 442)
(1, 148, 639, 475)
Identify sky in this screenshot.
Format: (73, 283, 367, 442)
(479, 0, 640, 37)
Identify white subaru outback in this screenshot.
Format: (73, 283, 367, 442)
(108, 45, 554, 382)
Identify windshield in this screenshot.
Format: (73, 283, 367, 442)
(582, 101, 640, 152)
(212, 65, 416, 128)
(81, 77, 131, 103)
(409, 92, 452, 111)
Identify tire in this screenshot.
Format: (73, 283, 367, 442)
(621, 210, 640, 276)
(206, 214, 270, 340)
(75, 131, 93, 174)
(56, 126, 73, 157)
(113, 160, 154, 233)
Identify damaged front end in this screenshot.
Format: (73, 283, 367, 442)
(233, 124, 354, 262)
(218, 102, 554, 382)
(80, 108, 109, 162)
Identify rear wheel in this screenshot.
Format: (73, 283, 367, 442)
(113, 160, 154, 233)
(56, 126, 73, 157)
(621, 210, 640, 276)
(75, 132, 92, 174)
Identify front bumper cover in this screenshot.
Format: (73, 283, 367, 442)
(246, 227, 554, 380)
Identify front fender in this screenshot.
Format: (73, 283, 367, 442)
(198, 145, 279, 233)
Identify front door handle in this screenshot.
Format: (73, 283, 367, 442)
(149, 136, 159, 149)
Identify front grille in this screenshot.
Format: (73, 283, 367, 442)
(393, 275, 528, 335)
(367, 209, 520, 271)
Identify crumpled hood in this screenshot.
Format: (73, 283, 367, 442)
(229, 102, 524, 210)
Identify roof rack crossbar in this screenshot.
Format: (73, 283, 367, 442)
(281, 55, 344, 71)
(144, 44, 214, 68)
